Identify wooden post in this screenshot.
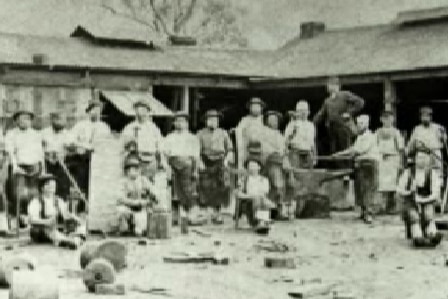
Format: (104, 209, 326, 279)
(180, 85, 189, 114)
(384, 78, 397, 119)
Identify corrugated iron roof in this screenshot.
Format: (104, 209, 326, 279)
(268, 21, 448, 79)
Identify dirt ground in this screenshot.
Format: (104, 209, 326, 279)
(1, 212, 448, 299)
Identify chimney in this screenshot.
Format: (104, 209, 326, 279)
(300, 22, 326, 39)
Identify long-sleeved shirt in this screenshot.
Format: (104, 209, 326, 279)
(407, 123, 446, 153)
(162, 131, 200, 158)
(284, 120, 316, 152)
(264, 127, 285, 155)
(313, 91, 364, 126)
(41, 127, 70, 156)
(197, 127, 233, 159)
(5, 127, 44, 165)
(351, 129, 380, 161)
(70, 120, 111, 150)
(121, 120, 163, 154)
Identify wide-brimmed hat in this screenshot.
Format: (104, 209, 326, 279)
(124, 156, 141, 169)
(12, 108, 34, 121)
(296, 100, 310, 111)
(244, 156, 263, 169)
(265, 110, 282, 121)
(133, 100, 151, 111)
(173, 111, 189, 119)
(420, 106, 433, 116)
(203, 109, 223, 121)
(85, 100, 104, 113)
(246, 97, 265, 109)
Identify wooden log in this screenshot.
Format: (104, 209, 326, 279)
(79, 240, 127, 271)
(0, 254, 37, 287)
(83, 258, 116, 293)
(95, 283, 126, 295)
(156, 210, 171, 239)
(264, 256, 296, 269)
(9, 270, 59, 299)
(288, 283, 337, 298)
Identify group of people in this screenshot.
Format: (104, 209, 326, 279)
(0, 76, 445, 249)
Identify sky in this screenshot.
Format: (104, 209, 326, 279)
(1, 0, 448, 49)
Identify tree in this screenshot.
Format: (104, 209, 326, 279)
(101, 0, 248, 48)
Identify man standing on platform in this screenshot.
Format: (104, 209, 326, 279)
(407, 106, 446, 182)
(284, 101, 316, 169)
(197, 110, 233, 225)
(313, 77, 364, 156)
(41, 110, 71, 200)
(263, 111, 288, 219)
(5, 108, 44, 227)
(121, 100, 164, 182)
(69, 99, 111, 211)
(163, 112, 202, 230)
(333, 115, 379, 224)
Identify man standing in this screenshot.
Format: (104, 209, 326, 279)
(197, 110, 233, 224)
(263, 111, 288, 219)
(235, 97, 266, 167)
(41, 111, 71, 199)
(375, 111, 404, 213)
(163, 112, 201, 231)
(285, 101, 317, 169)
(5, 108, 44, 226)
(121, 100, 164, 182)
(333, 115, 379, 224)
(69, 99, 111, 211)
(313, 77, 364, 155)
(407, 106, 446, 180)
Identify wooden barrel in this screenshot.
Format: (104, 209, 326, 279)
(9, 270, 58, 299)
(0, 254, 37, 287)
(79, 240, 127, 271)
(147, 209, 172, 239)
(82, 258, 115, 293)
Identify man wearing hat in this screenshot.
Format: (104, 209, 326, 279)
(41, 110, 71, 199)
(407, 106, 446, 182)
(313, 77, 364, 158)
(235, 97, 266, 167)
(162, 112, 202, 229)
(236, 157, 275, 234)
(27, 173, 86, 249)
(333, 114, 379, 224)
(284, 100, 317, 169)
(121, 100, 165, 182)
(68, 99, 111, 210)
(5, 108, 44, 224)
(375, 110, 405, 213)
(263, 111, 288, 219)
(117, 155, 157, 236)
(197, 110, 233, 224)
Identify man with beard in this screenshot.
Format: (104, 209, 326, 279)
(41, 110, 71, 199)
(68, 99, 111, 212)
(313, 77, 364, 158)
(197, 110, 233, 224)
(121, 100, 165, 182)
(5, 108, 44, 227)
(163, 112, 202, 232)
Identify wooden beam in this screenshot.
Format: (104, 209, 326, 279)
(383, 78, 397, 117)
(181, 86, 189, 114)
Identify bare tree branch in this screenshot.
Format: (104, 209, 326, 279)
(100, 3, 157, 31)
(149, 0, 172, 36)
(173, 0, 197, 34)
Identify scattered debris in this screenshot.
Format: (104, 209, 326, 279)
(264, 256, 296, 269)
(137, 239, 147, 246)
(213, 240, 221, 246)
(254, 240, 291, 253)
(130, 285, 171, 296)
(288, 283, 338, 298)
(163, 252, 229, 265)
(3, 245, 13, 251)
(272, 276, 294, 283)
(191, 229, 212, 238)
(333, 291, 356, 299)
(59, 269, 83, 279)
(95, 283, 126, 295)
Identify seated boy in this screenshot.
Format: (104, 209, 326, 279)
(397, 149, 443, 248)
(237, 157, 275, 234)
(27, 173, 85, 249)
(117, 156, 157, 236)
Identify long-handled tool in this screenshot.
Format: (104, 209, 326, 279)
(57, 156, 88, 205)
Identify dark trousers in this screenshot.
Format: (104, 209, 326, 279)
(199, 156, 230, 208)
(9, 164, 41, 215)
(65, 154, 90, 213)
(328, 123, 353, 168)
(45, 160, 71, 200)
(354, 160, 378, 215)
